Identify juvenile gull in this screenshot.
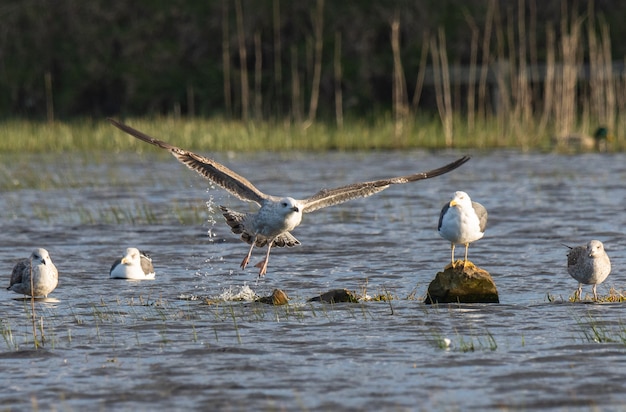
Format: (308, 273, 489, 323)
(438, 191, 487, 268)
(566, 240, 611, 301)
(7, 248, 58, 298)
(109, 119, 470, 277)
(110, 248, 155, 280)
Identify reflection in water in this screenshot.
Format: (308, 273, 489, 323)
(0, 151, 625, 410)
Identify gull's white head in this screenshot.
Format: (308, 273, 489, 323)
(278, 197, 303, 229)
(449, 191, 472, 208)
(121, 248, 142, 266)
(587, 240, 605, 258)
(31, 248, 52, 266)
(278, 197, 301, 214)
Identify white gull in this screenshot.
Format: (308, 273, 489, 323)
(7, 248, 58, 297)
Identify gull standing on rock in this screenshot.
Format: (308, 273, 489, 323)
(7, 248, 58, 298)
(566, 240, 611, 301)
(109, 248, 156, 280)
(438, 191, 488, 268)
(108, 119, 471, 277)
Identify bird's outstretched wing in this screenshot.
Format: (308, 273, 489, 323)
(300, 156, 471, 213)
(108, 119, 269, 205)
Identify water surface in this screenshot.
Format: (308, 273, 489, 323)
(1, 150, 626, 411)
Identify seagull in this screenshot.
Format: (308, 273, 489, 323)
(7, 248, 58, 298)
(438, 191, 487, 268)
(566, 240, 611, 301)
(108, 118, 470, 277)
(109, 248, 156, 280)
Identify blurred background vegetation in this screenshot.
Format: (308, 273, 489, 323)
(1, 0, 626, 150)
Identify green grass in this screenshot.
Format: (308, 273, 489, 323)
(0, 115, 622, 153)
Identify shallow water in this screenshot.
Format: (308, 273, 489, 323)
(1, 149, 626, 411)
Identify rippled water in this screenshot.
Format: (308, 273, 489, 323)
(1, 149, 626, 410)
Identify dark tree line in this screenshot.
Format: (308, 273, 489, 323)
(1, 0, 625, 121)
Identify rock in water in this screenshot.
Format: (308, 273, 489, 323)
(308, 289, 359, 303)
(424, 261, 499, 304)
(256, 289, 289, 305)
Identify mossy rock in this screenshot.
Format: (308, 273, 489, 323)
(256, 289, 289, 305)
(308, 289, 359, 303)
(424, 260, 499, 304)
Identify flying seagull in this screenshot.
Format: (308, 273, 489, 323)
(108, 118, 470, 277)
(7, 248, 59, 298)
(438, 191, 487, 268)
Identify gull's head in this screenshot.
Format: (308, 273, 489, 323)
(279, 197, 300, 214)
(277, 197, 303, 229)
(587, 240, 605, 258)
(121, 248, 142, 266)
(31, 248, 51, 266)
(449, 191, 472, 208)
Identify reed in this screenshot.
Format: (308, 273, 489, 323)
(0, 110, 624, 153)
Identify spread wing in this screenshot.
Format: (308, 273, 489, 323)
(300, 156, 471, 213)
(108, 119, 269, 206)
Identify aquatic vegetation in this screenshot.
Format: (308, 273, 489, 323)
(0, 116, 623, 154)
(566, 287, 626, 303)
(431, 328, 498, 352)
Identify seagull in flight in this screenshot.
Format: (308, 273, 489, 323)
(108, 119, 470, 277)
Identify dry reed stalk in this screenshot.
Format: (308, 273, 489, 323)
(391, 14, 409, 140)
(430, 28, 453, 147)
(516, 0, 532, 125)
(492, 1, 511, 138)
(554, 4, 583, 140)
(222, 0, 232, 118)
(273, 0, 283, 117)
(254, 31, 263, 120)
(305, 0, 324, 128)
(234, 0, 249, 121)
(334, 31, 343, 128)
(28, 262, 40, 348)
(538, 24, 555, 134)
(290, 46, 302, 123)
(44, 72, 54, 124)
(478, 0, 495, 120)
(464, 12, 478, 132)
(186, 84, 195, 117)
(410, 31, 429, 112)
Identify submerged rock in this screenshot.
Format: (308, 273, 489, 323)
(424, 261, 499, 304)
(256, 289, 289, 305)
(308, 289, 359, 303)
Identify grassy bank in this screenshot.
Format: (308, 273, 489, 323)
(0, 116, 621, 153)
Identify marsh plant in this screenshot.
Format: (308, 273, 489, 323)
(574, 312, 626, 345)
(431, 328, 498, 352)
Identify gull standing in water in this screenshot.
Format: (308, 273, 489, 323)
(438, 191, 488, 268)
(7, 248, 58, 298)
(109, 119, 470, 277)
(109, 248, 156, 280)
(566, 240, 611, 301)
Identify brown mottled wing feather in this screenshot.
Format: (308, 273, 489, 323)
(140, 254, 154, 275)
(108, 119, 268, 206)
(8, 258, 28, 289)
(300, 156, 471, 213)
